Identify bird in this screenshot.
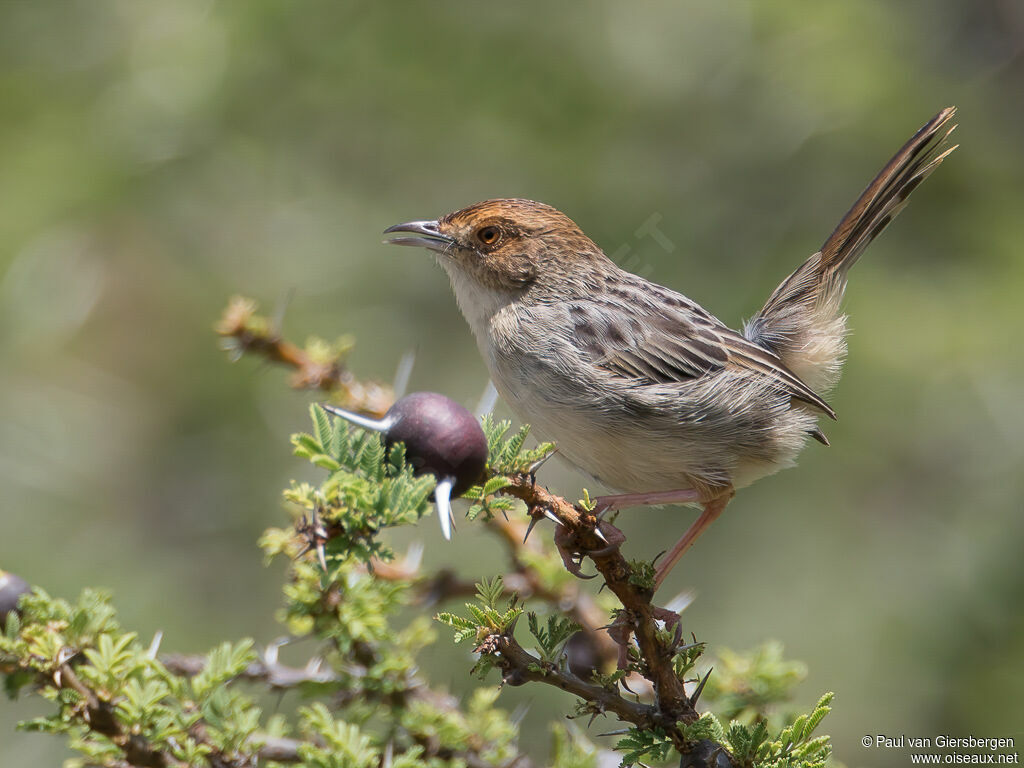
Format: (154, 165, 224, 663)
(384, 108, 957, 589)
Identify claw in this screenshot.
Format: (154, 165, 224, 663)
(556, 542, 598, 579)
(587, 542, 621, 558)
(652, 606, 682, 628)
(552, 522, 616, 579)
(620, 672, 636, 693)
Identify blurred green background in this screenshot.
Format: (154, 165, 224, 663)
(2, 1, 1022, 765)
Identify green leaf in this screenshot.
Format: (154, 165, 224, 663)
(615, 727, 674, 766)
(311, 454, 342, 471)
(527, 613, 580, 664)
(291, 432, 321, 459)
(482, 475, 512, 496)
(804, 692, 834, 737)
(311, 404, 332, 450)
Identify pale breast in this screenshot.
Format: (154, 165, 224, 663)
(480, 302, 817, 494)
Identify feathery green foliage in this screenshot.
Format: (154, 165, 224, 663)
(278, 404, 437, 565)
(465, 417, 555, 521)
(436, 576, 523, 651)
(2, 366, 835, 768)
(527, 613, 581, 665)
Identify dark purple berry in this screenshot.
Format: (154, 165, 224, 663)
(0, 570, 31, 630)
(383, 392, 487, 496)
(321, 392, 490, 539)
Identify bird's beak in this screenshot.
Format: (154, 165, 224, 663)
(383, 220, 454, 253)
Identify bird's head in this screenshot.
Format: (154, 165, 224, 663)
(385, 198, 604, 296)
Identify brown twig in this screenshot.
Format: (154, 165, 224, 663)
(486, 631, 670, 731)
(162, 651, 339, 689)
(216, 296, 393, 415)
(499, 474, 698, 726)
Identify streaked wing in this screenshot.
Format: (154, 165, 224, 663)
(573, 299, 836, 419)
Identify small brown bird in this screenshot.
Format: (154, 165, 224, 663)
(386, 108, 957, 589)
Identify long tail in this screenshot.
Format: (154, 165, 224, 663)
(744, 107, 957, 396)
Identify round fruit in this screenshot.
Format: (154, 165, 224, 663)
(321, 392, 490, 540)
(382, 393, 487, 496)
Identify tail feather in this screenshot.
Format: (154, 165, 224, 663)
(820, 107, 957, 276)
(744, 107, 957, 396)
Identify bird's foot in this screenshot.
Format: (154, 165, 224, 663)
(652, 605, 682, 629)
(553, 521, 625, 579)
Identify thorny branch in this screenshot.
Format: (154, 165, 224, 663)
(35, 645, 537, 768)
(49, 657, 187, 768)
(498, 475, 700, 725)
(221, 298, 728, 762)
(216, 295, 393, 415)
(369, 518, 622, 672)
(165, 637, 537, 767)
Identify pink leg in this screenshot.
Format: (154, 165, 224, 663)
(653, 493, 732, 589)
(592, 488, 702, 514)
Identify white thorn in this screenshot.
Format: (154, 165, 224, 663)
(435, 477, 454, 541)
(271, 287, 295, 335)
(404, 541, 424, 571)
(321, 403, 393, 432)
(262, 636, 290, 666)
(664, 589, 697, 616)
(474, 380, 499, 420)
(147, 630, 164, 659)
(263, 642, 280, 666)
(542, 508, 563, 527)
(392, 350, 416, 399)
(594, 527, 608, 544)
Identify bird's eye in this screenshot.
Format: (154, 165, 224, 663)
(476, 226, 501, 246)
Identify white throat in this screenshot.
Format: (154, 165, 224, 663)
(438, 259, 516, 348)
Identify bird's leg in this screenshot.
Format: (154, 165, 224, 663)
(591, 488, 703, 518)
(592, 486, 734, 591)
(653, 490, 734, 590)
